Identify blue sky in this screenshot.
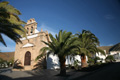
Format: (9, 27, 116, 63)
(0, 0, 120, 52)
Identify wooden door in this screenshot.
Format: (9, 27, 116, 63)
(24, 51, 31, 65)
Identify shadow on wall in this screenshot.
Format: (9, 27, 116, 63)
(33, 56, 47, 70)
(13, 59, 24, 69)
(47, 54, 60, 69)
(47, 54, 81, 69)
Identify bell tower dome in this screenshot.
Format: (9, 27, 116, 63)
(24, 18, 37, 35)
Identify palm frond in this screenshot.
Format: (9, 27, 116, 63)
(0, 34, 6, 46)
(0, 1, 26, 46)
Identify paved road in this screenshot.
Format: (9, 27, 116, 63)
(0, 62, 120, 80)
(0, 68, 90, 80)
(73, 62, 120, 80)
(0, 67, 13, 73)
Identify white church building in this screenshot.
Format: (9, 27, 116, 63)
(14, 18, 120, 70)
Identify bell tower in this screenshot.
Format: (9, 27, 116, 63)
(24, 18, 37, 35)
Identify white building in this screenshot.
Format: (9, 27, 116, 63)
(109, 43, 120, 62)
(47, 54, 82, 69)
(96, 43, 120, 63)
(96, 46, 112, 62)
(46, 43, 120, 69)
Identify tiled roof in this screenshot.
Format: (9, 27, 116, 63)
(109, 43, 120, 51)
(98, 46, 113, 54)
(0, 52, 14, 61)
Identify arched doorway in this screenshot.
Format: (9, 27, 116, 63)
(24, 51, 31, 65)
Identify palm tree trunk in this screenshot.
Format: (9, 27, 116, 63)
(59, 56, 66, 76)
(81, 54, 88, 68)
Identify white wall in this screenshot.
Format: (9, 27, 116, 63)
(65, 55, 81, 66)
(96, 50, 107, 63)
(46, 51, 120, 68)
(46, 54, 81, 69)
(110, 51, 120, 55)
(110, 51, 120, 62)
(47, 54, 60, 69)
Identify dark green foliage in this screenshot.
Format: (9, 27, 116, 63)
(8, 58, 14, 66)
(76, 30, 105, 67)
(35, 53, 46, 61)
(88, 58, 95, 66)
(36, 30, 78, 75)
(0, 1, 26, 46)
(0, 58, 5, 64)
(88, 57, 101, 66)
(37, 30, 78, 59)
(95, 62, 102, 65)
(74, 60, 80, 70)
(0, 58, 12, 68)
(76, 30, 105, 56)
(105, 55, 115, 62)
(94, 56, 100, 61)
(94, 56, 100, 64)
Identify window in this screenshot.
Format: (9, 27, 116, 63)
(31, 27, 33, 33)
(30, 20, 32, 22)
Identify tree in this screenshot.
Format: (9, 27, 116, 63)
(76, 30, 105, 68)
(0, 1, 26, 46)
(36, 30, 78, 76)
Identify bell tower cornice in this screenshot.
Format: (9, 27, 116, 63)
(24, 18, 38, 35)
(25, 18, 37, 26)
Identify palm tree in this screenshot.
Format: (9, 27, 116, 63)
(76, 30, 105, 68)
(0, 1, 26, 46)
(36, 30, 78, 76)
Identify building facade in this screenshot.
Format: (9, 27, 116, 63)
(109, 43, 120, 62)
(14, 19, 120, 70)
(96, 46, 112, 62)
(14, 18, 49, 70)
(96, 44, 120, 62)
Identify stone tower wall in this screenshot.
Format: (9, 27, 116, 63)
(14, 18, 49, 70)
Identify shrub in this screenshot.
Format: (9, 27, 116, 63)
(95, 62, 102, 65)
(8, 58, 14, 66)
(94, 57, 100, 63)
(74, 60, 80, 70)
(88, 58, 94, 66)
(0, 58, 9, 68)
(105, 55, 115, 63)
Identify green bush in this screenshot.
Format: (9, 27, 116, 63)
(94, 57, 100, 63)
(8, 58, 14, 66)
(0, 58, 14, 68)
(105, 55, 114, 63)
(88, 58, 94, 66)
(74, 60, 80, 70)
(95, 62, 102, 65)
(0, 58, 8, 68)
(88, 57, 101, 66)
